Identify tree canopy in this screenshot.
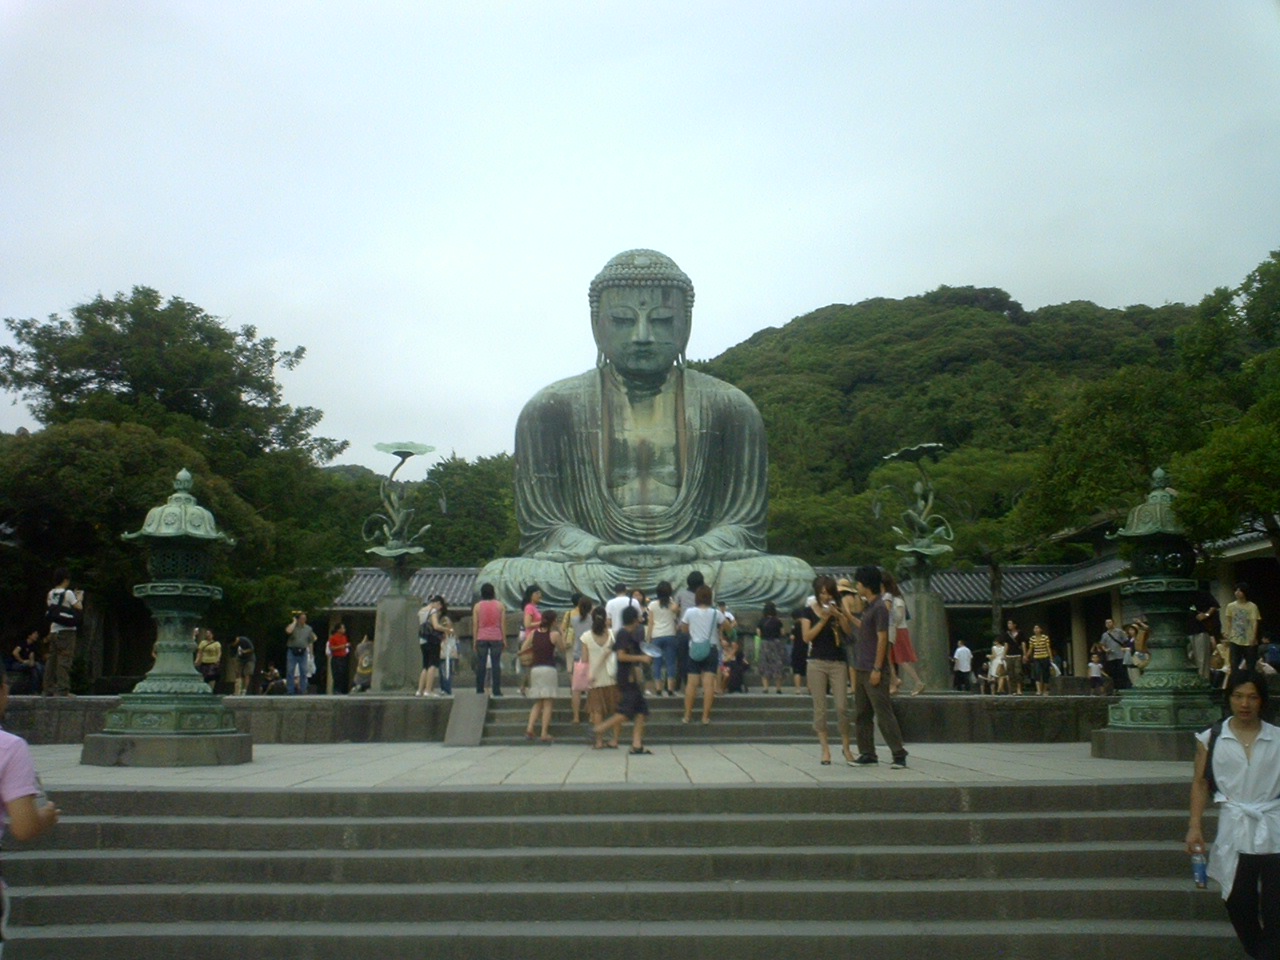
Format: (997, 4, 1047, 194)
(698, 285, 1198, 568)
(0, 286, 347, 469)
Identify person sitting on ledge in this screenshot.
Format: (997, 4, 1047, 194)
(478, 249, 813, 610)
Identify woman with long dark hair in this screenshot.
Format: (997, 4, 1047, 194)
(584, 606, 619, 749)
(523, 610, 562, 743)
(647, 580, 681, 697)
(882, 571, 924, 696)
(756, 602, 787, 694)
(416, 596, 447, 697)
(801, 576, 854, 766)
(472, 583, 506, 698)
(680, 585, 726, 725)
(569, 594, 594, 724)
(518, 584, 543, 695)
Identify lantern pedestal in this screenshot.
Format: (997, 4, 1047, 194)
(81, 470, 251, 767)
(1091, 472, 1220, 762)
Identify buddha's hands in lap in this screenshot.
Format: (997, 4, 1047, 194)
(596, 543, 698, 567)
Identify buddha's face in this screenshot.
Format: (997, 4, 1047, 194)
(595, 285, 688, 379)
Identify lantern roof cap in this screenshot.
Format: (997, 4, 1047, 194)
(1111, 468, 1184, 539)
(123, 469, 235, 544)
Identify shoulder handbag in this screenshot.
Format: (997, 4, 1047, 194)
(518, 633, 536, 668)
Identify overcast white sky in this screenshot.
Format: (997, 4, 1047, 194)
(3, 1, 1279, 474)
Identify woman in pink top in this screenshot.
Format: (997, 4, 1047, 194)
(519, 585, 543, 695)
(472, 583, 507, 697)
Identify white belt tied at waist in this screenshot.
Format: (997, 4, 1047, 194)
(1210, 796, 1280, 900)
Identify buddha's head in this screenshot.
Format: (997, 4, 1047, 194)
(589, 249, 694, 380)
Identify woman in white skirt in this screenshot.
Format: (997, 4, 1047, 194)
(523, 610, 563, 743)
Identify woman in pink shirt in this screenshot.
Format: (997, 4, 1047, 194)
(472, 583, 507, 698)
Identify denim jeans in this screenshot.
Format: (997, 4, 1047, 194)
(653, 635, 679, 684)
(286, 648, 308, 694)
(474, 640, 503, 695)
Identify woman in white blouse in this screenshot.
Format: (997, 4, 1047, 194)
(1186, 674, 1280, 958)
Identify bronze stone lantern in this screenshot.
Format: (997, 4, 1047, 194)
(81, 469, 251, 766)
(1092, 468, 1220, 761)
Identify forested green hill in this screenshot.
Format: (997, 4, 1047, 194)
(694, 285, 1198, 566)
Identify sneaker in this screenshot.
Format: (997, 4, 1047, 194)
(890, 755, 908, 770)
(850, 754, 878, 766)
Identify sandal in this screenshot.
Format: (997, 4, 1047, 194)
(629, 746, 652, 755)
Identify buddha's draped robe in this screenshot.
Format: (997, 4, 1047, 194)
(477, 367, 813, 608)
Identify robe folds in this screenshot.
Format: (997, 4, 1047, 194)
(477, 367, 813, 609)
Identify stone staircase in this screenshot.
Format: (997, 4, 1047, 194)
(481, 689, 820, 744)
(478, 689, 1110, 746)
(3, 780, 1235, 959)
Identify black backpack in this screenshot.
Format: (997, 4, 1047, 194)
(1204, 720, 1225, 796)
(45, 589, 82, 628)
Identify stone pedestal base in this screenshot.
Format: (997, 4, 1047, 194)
(1091, 727, 1197, 762)
(908, 590, 951, 691)
(373, 594, 422, 693)
(80, 691, 252, 766)
(81, 732, 252, 766)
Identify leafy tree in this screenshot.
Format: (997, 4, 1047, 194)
(0, 286, 347, 470)
(1173, 414, 1280, 561)
(411, 454, 519, 566)
(1008, 366, 1211, 542)
(0, 420, 273, 676)
(1240, 250, 1280, 345)
(1171, 250, 1280, 563)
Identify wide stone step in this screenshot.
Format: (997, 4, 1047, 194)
(25, 809, 1191, 851)
(4, 919, 1240, 960)
(1, 842, 1187, 886)
(7, 878, 1223, 926)
(31, 780, 1190, 818)
(479, 693, 1110, 744)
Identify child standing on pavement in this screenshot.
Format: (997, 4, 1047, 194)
(593, 606, 654, 755)
(1088, 653, 1105, 695)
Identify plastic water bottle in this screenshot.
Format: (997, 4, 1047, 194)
(33, 773, 48, 810)
(1191, 851, 1208, 888)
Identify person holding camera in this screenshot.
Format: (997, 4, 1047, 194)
(44, 568, 82, 698)
(284, 611, 315, 695)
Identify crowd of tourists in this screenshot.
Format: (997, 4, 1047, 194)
(467, 567, 915, 767)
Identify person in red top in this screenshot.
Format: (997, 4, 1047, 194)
(327, 622, 351, 695)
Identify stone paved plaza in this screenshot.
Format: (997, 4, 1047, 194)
(29, 739, 1191, 790)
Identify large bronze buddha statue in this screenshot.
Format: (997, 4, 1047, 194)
(477, 249, 814, 608)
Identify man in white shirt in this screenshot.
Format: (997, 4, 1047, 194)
(605, 583, 640, 630)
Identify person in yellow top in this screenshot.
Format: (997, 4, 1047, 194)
(1027, 625, 1053, 696)
(1224, 583, 1263, 674)
(195, 629, 222, 689)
